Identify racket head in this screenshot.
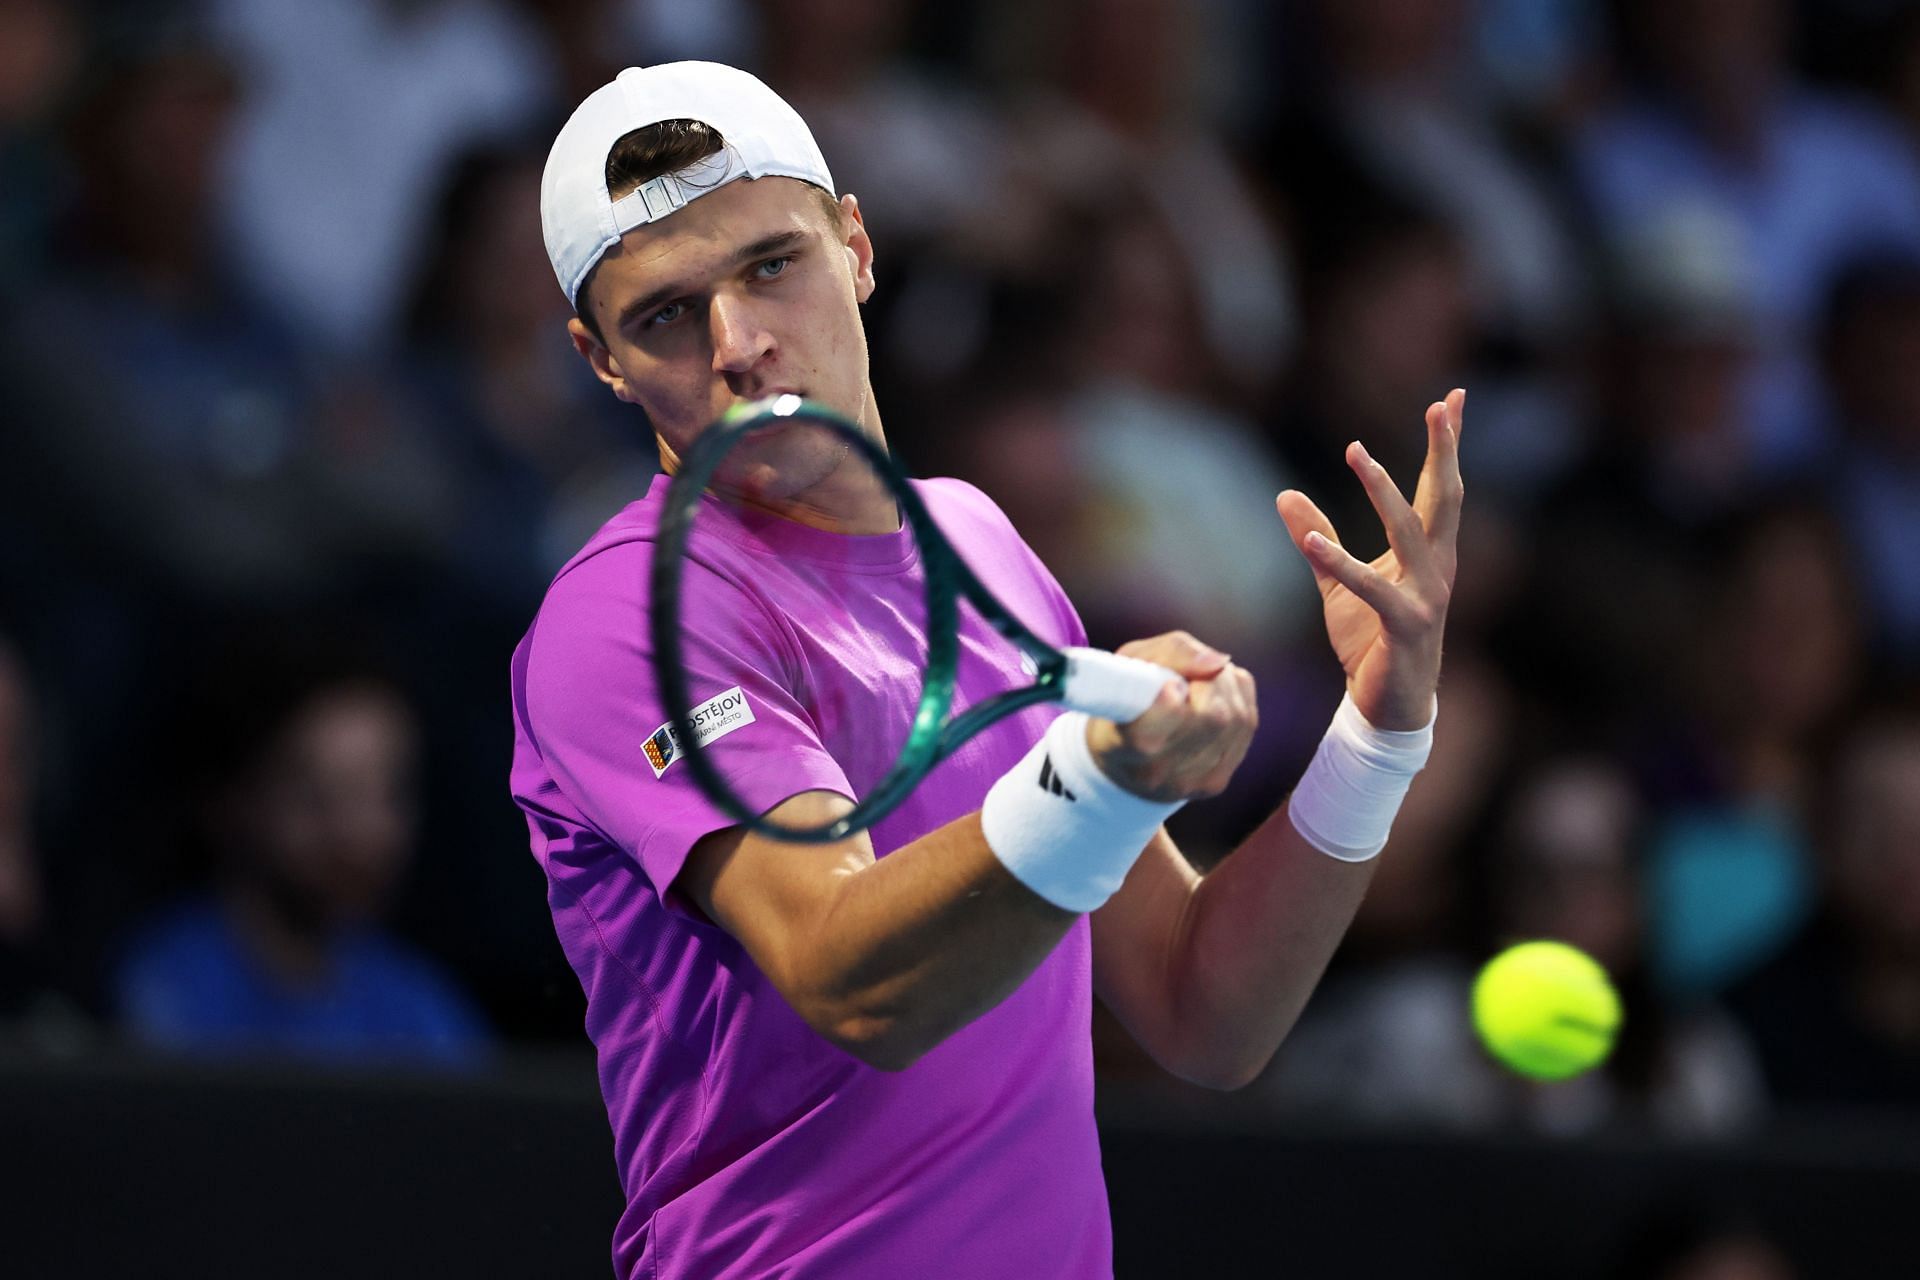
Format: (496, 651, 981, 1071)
(650, 395, 965, 844)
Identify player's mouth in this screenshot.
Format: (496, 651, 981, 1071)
(737, 388, 806, 410)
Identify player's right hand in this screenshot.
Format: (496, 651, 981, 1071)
(1084, 631, 1256, 803)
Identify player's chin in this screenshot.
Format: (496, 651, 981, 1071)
(725, 448, 841, 504)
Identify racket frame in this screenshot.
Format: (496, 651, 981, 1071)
(651, 396, 1071, 843)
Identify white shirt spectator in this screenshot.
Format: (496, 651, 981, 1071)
(210, 0, 554, 351)
(1575, 91, 1920, 467)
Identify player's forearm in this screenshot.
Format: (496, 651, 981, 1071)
(1166, 803, 1376, 1088)
(698, 714, 1179, 1071)
(1163, 686, 1436, 1086)
(790, 812, 1077, 1070)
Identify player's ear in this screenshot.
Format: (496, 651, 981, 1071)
(568, 315, 639, 404)
(841, 193, 876, 303)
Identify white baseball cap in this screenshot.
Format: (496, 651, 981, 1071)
(540, 61, 836, 306)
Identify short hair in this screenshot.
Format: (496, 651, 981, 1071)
(574, 119, 843, 343)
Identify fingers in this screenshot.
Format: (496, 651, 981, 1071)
(1282, 387, 1465, 610)
(1275, 488, 1336, 545)
(1107, 658, 1258, 799)
(1276, 489, 1344, 597)
(1115, 629, 1232, 680)
(1115, 671, 1198, 755)
(1300, 528, 1427, 630)
(1184, 660, 1258, 796)
(1411, 388, 1466, 568)
(1345, 438, 1436, 581)
(1108, 631, 1227, 766)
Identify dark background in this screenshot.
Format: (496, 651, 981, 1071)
(7, 1053, 1920, 1277)
(4, 0, 1920, 1276)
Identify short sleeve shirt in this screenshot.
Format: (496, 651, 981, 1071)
(509, 472, 1110, 1279)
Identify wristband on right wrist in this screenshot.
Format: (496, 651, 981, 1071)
(1286, 692, 1435, 862)
(980, 712, 1185, 913)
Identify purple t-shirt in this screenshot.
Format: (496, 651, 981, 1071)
(509, 472, 1109, 1279)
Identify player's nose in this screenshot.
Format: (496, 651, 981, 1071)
(709, 292, 774, 374)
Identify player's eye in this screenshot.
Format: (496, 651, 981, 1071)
(646, 300, 690, 329)
(754, 255, 794, 280)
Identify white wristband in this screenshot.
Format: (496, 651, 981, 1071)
(1287, 693, 1435, 862)
(981, 712, 1185, 913)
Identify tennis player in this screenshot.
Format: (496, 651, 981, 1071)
(510, 62, 1465, 1279)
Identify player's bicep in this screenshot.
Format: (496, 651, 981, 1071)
(675, 789, 877, 998)
(1090, 826, 1201, 1064)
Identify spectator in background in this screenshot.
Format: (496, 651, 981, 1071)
(1259, 757, 1765, 1137)
(1, 21, 454, 612)
(1278, 200, 1477, 548)
(1641, 505, 1865, 1000)
(1819, 250, 1920, 676)
(379, 146, 663, 1014)
(1470, 0, 1610, 132)
(112, 634, 490, 1069)
(4, 29, 322, 602)
(0, 0, 81, 293)
(752, 0, 1016, 254)
(207, 0, 556, 352)
(1260, 1, 1596, 507)
(1038, 199, 1314, 673)
(0, 26, 321, 815)
(1574, 0, 1920, 468)
(1009, 0, 1297, 406)
(1282, 0, 1591, 346)
(1728, 708, 1920, 1109)
(0, 0, 81, 607)
(746, 0, 1049, 410)
(520, 0, 679, 107)
(631, 0, 756, 66)
(1509, 205, 1763, 738)
(398, 142, 658, 624)
(0, 19, 466, 836)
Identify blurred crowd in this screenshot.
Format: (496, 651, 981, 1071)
(2, 0, 1917, 1186)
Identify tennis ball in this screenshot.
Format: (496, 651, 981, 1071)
(1471, 940, 1622, 1081)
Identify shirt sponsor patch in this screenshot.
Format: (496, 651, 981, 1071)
(643, 686, 756, 777)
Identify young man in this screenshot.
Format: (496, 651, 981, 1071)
(510, 61, 1465, 1279)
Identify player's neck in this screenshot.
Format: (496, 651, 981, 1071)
(749, 490, 899, 536)
(760, 422, 899, 536)
(669, 393, 900, 536)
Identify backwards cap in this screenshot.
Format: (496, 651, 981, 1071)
(540, 61, 835, 305)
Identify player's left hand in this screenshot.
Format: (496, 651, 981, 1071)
(1275, 388, 1464, 731)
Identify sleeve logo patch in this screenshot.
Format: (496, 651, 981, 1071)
(643, 686, 756, 777)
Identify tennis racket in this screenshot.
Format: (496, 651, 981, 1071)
(650, 394, 1174, 843)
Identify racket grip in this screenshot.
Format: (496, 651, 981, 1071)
(1059, 647, 1181, 724)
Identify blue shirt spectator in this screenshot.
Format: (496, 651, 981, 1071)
(116, 896, 488, 1069)
(109, 632, 494, 1071)
(1574, 0, 1920, 466)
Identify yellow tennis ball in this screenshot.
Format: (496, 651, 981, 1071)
(1471, 940, 1622, 1081)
